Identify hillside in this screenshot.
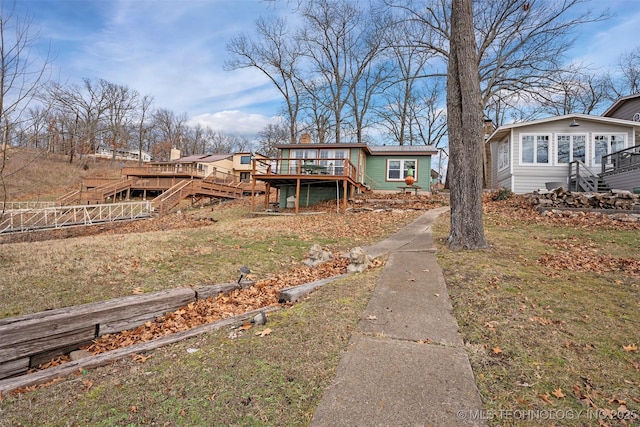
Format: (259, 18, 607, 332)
(0, 148, 127, 202)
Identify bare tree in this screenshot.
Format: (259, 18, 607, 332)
(377, 15, 440, 145)
(535, 68, 609, 116)
(103, 81, 138, 162)
(134, 94, 154, 164)
(226, 16, 303, 144)
(605, 47, 640, 100)
(152, 108, 188, 157)
(0, 3, 51, 205)
(446, 0, 488, 250)
(298, 0, 385, 144)
(44, 78, 111, 162)
(388, 0, 608, 111)
(257, 122, 289, 157)
(203, 128, 249, 153)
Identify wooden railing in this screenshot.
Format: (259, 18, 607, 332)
(569, 160, 600, 192)
(122, 163, 207, 178)
(601, 145, 640, 175)
(151, 179, 245, 216)
(253, 157, 358, 181)
(84, 178, 137, 203)
(151, 180, 193, 216)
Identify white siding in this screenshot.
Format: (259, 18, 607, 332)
(509, 120, 634, 193)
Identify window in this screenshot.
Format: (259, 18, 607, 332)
(240, 155, 251, 165)
(289, 149, 318, 173)
(556, 134, 586, 164)
(521, 135, 550, 164)
(497, 141, 510, 170)
(387, 159, 417, 181)
(594, 134, 626, 165)
(319, 149, 346, 174)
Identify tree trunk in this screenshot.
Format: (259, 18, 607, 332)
(446, 0, 488, 250)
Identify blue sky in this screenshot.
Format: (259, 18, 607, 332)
(11, 0, 640, 141)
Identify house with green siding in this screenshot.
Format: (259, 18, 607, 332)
(250, 141, 438, 213)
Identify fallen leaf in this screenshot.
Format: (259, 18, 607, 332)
(492, 346, 503, 355)
(552, 388, 565, 399)
(539, 392, 553, 404)
(132, 353, 152, 363)
(622, 344, 638, 352)
(255, 328, 272, 337)
(238, 322, 252, 331)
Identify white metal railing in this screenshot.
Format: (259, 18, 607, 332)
(1, 201, 58, 211)
(0, 201, 152, 234)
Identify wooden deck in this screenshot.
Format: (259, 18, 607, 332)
(249, 157, 372, 214)
(57, 163, 267, 215)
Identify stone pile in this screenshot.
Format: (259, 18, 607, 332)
(529, 188, 640, 211)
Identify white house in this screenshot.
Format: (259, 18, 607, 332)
(486, 114, 640, 194)
(94, 145, 153, 162)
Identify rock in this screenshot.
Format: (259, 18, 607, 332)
(347, 246, 373, 274)
(304, 244, 333, 267)
(251, 311, 267, 325)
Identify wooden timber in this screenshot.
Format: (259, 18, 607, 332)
(0, 280, 258, 380)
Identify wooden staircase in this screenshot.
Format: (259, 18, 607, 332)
(151, 178, 244, 215)
(569, 161, 610, 192)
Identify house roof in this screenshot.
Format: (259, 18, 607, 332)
(602, 93, 640, 117)
(367, 144, 438, 155)
(274, 142, 438, 155)
(485, 113, 640, 144)
(172, 154, 232, 163)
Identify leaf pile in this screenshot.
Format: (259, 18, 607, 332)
(483, 191, 640, 231)
(538, 238, 640, 277)
(84, 256, 361, 354)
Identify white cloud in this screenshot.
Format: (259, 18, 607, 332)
(188, 110, 281, 138)
(569, 2, 640, 71)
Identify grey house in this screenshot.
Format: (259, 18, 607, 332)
(486, 112, 640, 194)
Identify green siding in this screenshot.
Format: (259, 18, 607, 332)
(364, 155, 432, 191)
(278, 184, 345, 208)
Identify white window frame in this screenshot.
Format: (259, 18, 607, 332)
(497, 140, 510, 171)
(592, 133, 627, 166)
(289, 149, 318, 173)
(319, 149, 346, 174)
(556, 134, 587, 165)
(386, 159, 417, 181)
(520, 134, 551, 165)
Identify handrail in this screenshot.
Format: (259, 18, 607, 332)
(0, 201, 152, 234)
(151, 180, 192, 216)
(569, 160, 599, 192)
(2, 201, 59, 211)
(253, 156, 356, 178)
(601, 145, 640, 175)
(151, 179, 245, 216)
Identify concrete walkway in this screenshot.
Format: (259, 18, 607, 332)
(311, 207, 487, 427)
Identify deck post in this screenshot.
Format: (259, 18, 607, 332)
(250, 158, 256, 213)
(342, 179, 348, 213)
(295, 179, 301, 214)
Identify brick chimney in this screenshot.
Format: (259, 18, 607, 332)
(299, 133, 311, 144)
